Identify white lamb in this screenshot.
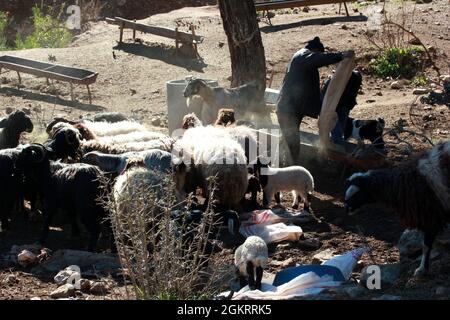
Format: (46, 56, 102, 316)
(258, 165, 314, 211)
(234, 236, 268, 290)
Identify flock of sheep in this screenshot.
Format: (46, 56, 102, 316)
(0, 79, 449, 291)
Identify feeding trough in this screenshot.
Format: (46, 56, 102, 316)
(0, 55, 98, 104)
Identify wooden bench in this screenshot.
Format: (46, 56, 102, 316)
(0, 55, 98, 104)
(106, 17, 205, 57)
(254, 0, 355, 24)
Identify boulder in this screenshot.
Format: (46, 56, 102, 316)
(312, 249, 335, 264)
(90, 281, 108, 295)
(398, 229, 423, 261)
(372, 294, 401, 300)
(390, 81, 404, 90)
(360, 263, 403, 289)
(17, 250, 39, 268)
(50, 284, 76, 299)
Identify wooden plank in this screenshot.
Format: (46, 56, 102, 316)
(107, 17, 204, 44)
(254, 0, 355, 11)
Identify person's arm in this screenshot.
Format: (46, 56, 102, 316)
(309, 52, 344, 68)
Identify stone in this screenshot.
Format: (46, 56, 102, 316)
(22, 107, 31, 115)
(296, 238, 322, 251)
(17, 250, 39, 267)
(344, 284, 366, 298)
(270, 257, 295, 268)
(390, 81, 404, 90)
(2, 274, 18, 285)
(441, 75, 450, 84)
(398, 229, 423, 261)
(90, 281, 108, 295)
(80, 279, 92, 292)
(435, 287, 450, 297)
(30, 297, 41, 300)
(5, 107, 13, 114)
(50, 284, 76, 299)
(151, 117, 162, 127)
(341, 24, 348, 30)
(372, 294, 401, 300)
(413, 88, 429, 95)
(360, 264, 403, 289)
(312, 249, 335, 264)
(408, 38, 421, 45)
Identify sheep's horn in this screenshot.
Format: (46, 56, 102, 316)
(26, 145, 46, 163)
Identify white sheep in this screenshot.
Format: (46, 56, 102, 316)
(81, 120, 147, 137)
(172, 126, 248, 209)
(257, 165, 314, 211)
(97, 130, 167, 145)
(234, 236, 268, 290)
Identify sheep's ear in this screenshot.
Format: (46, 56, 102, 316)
(0, 117, 8, 128)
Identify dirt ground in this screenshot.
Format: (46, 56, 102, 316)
(0, 1, 449, 300)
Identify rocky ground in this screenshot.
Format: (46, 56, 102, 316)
(0, 1, 449, 300)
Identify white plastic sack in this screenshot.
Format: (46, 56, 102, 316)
(239, 222, 303, 244)
(227, 272, 342, 300)
(318, 54, 355, 149)
(322, 247, 369, 280)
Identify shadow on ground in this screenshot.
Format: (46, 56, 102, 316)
(0, 87, 105, 112)
(114, 42, 207, 72)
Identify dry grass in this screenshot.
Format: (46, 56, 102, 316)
(103, 173, 231, 300)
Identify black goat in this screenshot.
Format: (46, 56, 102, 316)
(16, 144, 109, 251)
(0, 110, 33, 149)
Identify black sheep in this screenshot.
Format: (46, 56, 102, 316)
(345, 141, 450, 276)
(16, 144, 109, 251)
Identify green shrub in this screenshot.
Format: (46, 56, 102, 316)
(369, 47, 424, 79)
(0, 11, 8, 50)
(411, 74, 427, 87)
(15, 6, 71, 49)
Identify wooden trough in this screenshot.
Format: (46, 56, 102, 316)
(254, 0, 356, 24)
(0, 55, 98, 104)
(106, 17, 205, 57)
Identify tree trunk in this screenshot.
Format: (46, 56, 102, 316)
(218, 0, 266, 93)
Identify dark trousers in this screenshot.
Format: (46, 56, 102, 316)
(276, 111, 303, 166)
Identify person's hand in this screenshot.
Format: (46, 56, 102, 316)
(342, 50, 355, 59)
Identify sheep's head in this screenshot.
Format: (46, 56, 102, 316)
(45, 127, 81, 160)
(215, 108, 236, 127)
(181, 113, 202, 130)
(183, 78, 205, 97)
(45, 117, 76, 135)
(0, 110, 34, 134)
(344, 172, 374, 214)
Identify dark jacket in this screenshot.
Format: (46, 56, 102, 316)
(321, 69, 362, 113)
(277, 48, 343, 118)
